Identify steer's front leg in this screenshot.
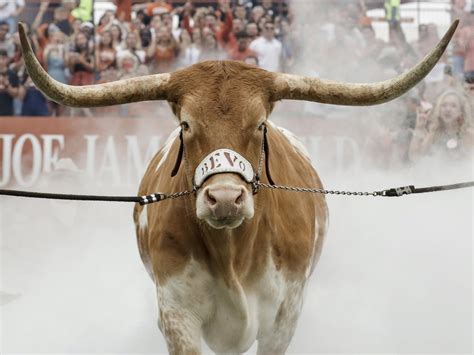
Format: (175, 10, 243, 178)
(155, 259, 214, 355)
(158, 305, 203, 354)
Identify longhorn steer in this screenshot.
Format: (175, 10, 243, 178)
(19, 21, 458, 354)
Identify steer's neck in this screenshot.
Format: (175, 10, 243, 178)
(199, 216, 268, 285)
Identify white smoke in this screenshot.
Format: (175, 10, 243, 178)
(1, 1, 472, 353)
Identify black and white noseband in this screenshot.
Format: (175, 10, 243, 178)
(194, 149, 254, 188)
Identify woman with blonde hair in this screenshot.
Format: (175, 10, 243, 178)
(409, 89, 473, 161)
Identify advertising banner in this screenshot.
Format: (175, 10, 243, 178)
(0, 116, 364, 188)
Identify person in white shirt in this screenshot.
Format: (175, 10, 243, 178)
(249, 21, 282, 72)
(0, 0, 24, 34)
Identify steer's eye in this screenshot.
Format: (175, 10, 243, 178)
(258, 122, 266, 131)
(181, 121, 190, 131)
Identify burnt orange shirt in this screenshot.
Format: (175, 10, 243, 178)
(146, 2, 172, 16)
(115, 0, 132, 22)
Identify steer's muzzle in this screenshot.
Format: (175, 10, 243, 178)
(196, 175, 254, 229)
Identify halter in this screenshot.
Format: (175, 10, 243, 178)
(170, 124, 275, 194)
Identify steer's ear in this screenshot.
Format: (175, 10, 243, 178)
(263, 126, 276, 185)
(171, 130, 184, 177)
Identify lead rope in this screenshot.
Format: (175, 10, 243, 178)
(1, 181, 473, 206)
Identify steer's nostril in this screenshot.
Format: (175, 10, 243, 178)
(235, 188, 245, 205)
(206, 189, 217, 205)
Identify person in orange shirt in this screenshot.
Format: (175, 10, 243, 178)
(228, 31, 256, 62)
(113, 0, 132, 22)
(147, 26, 179, 73)
(146, 1, 173, 17)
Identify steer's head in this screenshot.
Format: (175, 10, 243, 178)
(166, 63, 276, 228)
(18, 21, 459, 229)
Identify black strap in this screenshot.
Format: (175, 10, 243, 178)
(263, 126, 276, 185)
(0, 189, 143, 203)
(171, 129, 184, 177)
(381, 181, 474, 197)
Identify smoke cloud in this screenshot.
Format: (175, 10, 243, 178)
(1, 1, 472, 353)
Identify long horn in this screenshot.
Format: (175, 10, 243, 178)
(271, 20, 459, 105)
(19, 23, 171, 107)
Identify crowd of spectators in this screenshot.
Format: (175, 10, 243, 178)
(0, 0, 473, 167)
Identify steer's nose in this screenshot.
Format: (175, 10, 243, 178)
(203, 186, 246, 219)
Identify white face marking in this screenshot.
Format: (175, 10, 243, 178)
(269, 122, 311, 159)
(155, 127, 180, 172)
(139, 205, 147, 231)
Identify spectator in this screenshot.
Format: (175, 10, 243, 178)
(18, 76, 49, 116)
(249, 21, 281, 71)
(250, 6, 265, 24)
(0, 0, 24, 34)
(200, 30, 225, 61)
(71, 0, 93, 23)
(51, 6, 74, 37)
(228, 31, 256, 61)
(246, 22, 259, 40)
(114, 0, 132, 22)
(234, 4, 247, 23)
(451, 0, 469, 24)
(32, 3, 74, 63)
(385, 0, 401, 28)
(147, 27, 179, 73)
(97, 11, 114, 34)
(409, 89, 473, 160)
(117, 50, 142, 79)
(96, 30, 117, 80)
(464, 75, 474, 112)
(0, 20, 13, 58)
(413, 23, 440, 58)
(461, 13, 474, 79)
(222, 17, 244, 52)
(68, 31, 94, 86)
(177, 29, 200, 67)
(44, 30, 69, 84)
(71, 17, 83, 39)
(118, 31, 146, 64)
(141, 1, 173, 18)
(278, 19, 295, 71)
(261, 0, 278, 19)
(43, 29, 68, 115)
(9, 30, 24, 73)
(407, 99, 434, 161)
(0, 49, 19, 115)
(109, 23, 125, 49)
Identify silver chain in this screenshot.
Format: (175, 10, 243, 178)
(256, 128, 266, 180)
(254, 182, 380, 197)
(161, 188, 197, 201)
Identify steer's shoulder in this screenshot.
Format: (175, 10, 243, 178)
(263, 124, 328, 277)
(134, 128, 201, 284)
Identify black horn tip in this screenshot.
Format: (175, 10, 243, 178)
(18, 22, 26, 33)
(449, 19, 460, 34)
(18, 22, 28, 45)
